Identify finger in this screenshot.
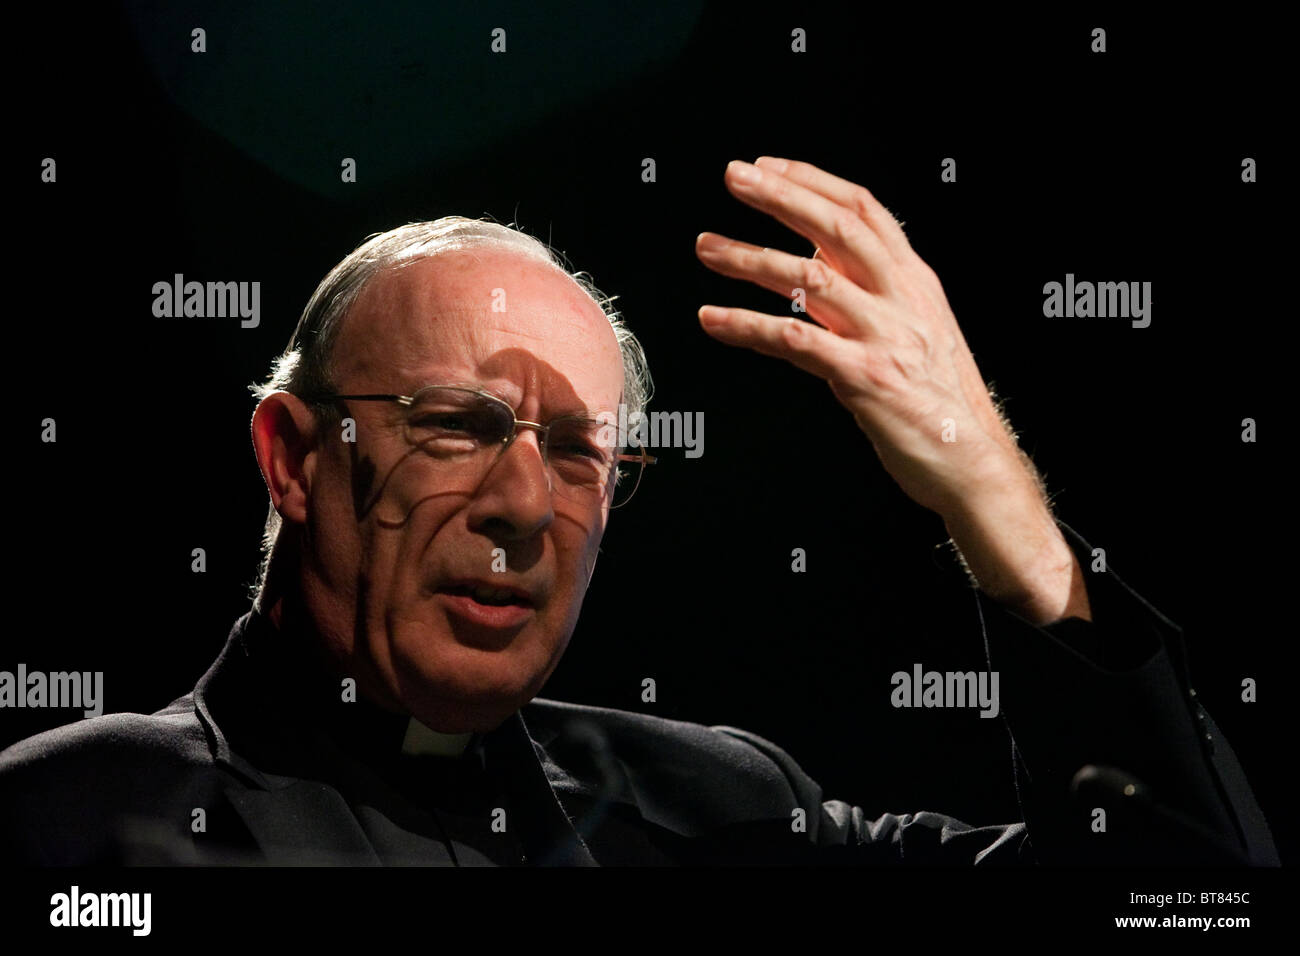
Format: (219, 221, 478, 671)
(697, 304, 850, 384)
(723, 160, 895, 294)
(695, 231, 882, 339)
(753, 156, 912, 259)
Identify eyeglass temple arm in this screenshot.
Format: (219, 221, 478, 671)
(303, 393, 407, 403)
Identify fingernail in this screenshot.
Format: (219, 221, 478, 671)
(727, 160, 761, 186)
(696, 232, 727, 255)
(698, 305, 726, 326)
(755, 156, 788, 173)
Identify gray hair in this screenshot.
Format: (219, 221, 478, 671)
(247, 216, 652, 609)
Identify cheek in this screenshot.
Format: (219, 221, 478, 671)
(305, 467, 363, 579)
(549, 515, 605, 620)
(360, 451, 447, 527)
(347, 453, 453, 555)
(366, 497, 470, 615)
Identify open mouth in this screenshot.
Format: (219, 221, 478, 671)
(437, 581, 537, 637)
(442, 583, 533, 607)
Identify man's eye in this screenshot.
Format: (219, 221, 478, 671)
(549, 429, 611, 464)
(412, 413, 472, 432)
(551, 441, 604, 461)
(410, 412, 495, 436)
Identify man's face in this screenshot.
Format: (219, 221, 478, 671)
(298, 247, 625, 733)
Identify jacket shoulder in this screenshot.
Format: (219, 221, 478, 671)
(523, 697, 806, 835)
(0, 695, 209, 775)
(0, 696, 223, 864)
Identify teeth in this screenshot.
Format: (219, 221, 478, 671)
(471, 586, 517, 605)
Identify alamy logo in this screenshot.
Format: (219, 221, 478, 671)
(152, 274, 261, 328)
(0, 665, 103, 717)
(890, 663, 1000, 718)
(50, 886, 151, 936)
(1042, 273, 1151, 328)
(596, 404, 704, 458)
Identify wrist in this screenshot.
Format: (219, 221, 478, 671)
(941, 470, 1089, 625)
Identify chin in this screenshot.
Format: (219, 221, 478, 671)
(388, 630, 566, 733)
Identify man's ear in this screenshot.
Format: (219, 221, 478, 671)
(251, 392, 320, 528)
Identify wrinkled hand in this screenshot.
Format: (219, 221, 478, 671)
(696, 157, 1090, 624)
(696, 157, 1024, 517)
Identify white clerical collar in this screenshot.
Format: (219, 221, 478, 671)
(400, 717, 473, 757)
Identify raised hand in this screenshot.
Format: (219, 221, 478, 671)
(695, 157, 1090, 624)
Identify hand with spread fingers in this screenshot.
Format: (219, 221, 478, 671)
(695, 157, 1091, 625)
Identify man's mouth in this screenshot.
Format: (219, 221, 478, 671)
(442, 582, 533, 607)
(435, 579, 538, 635)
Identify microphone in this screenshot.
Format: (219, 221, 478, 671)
(1070, 764, 1247, 864)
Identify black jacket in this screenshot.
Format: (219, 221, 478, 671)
(0, 524, 1280, 866)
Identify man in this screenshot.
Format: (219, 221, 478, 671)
(0, 158, 1279, 865)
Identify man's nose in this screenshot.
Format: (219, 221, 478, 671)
(466, 428, 554, 542)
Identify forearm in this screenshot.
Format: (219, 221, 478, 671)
(942, 470, 1092, 625)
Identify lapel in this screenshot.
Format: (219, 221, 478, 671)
(191, 611, 597, 866)
(485, 708, 599, 866)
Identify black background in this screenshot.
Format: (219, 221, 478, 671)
(8, 0, 1290, 869)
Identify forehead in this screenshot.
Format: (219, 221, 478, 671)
(333, 246, 625, 414)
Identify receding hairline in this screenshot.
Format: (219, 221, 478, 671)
(326, 242, 625, 384)
(247, 216, 654, 609)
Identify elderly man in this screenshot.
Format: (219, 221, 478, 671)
(0, 158, 1279, 865)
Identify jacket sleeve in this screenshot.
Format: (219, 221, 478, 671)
(969, 520, 1278, 865)
(716, 521, 1279, 865)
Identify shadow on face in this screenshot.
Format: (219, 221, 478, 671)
(296, 248, 627, 733)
